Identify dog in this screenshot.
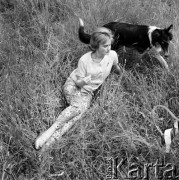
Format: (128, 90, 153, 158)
(78, 18, 173, 71)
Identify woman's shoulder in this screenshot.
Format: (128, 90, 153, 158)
(109, 50, 118, 57)
(108, 50, 118, 64)
(79, 51, 92, 63)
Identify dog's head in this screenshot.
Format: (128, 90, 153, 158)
(152, 24, 173, 57)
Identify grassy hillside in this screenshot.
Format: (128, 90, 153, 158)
(1, 0, 179, 179)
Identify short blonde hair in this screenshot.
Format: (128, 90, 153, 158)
(89, 27, 113, 51)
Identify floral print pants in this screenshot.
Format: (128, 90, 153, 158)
(42, 77, 92, 150)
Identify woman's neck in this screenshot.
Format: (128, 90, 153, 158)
(91, 51, 105, 63)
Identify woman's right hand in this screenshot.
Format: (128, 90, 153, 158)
(83, 75, 91, 84)
(75, 75, 92, 88)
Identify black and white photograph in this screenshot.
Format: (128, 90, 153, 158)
(0, 0, 179, 179)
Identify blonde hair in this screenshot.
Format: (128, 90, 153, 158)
(89, 27, 113, 51)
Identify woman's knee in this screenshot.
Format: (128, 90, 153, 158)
(78, 103, 90, 114)
(63, 82, 77, 104)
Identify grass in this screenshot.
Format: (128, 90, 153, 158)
(1, 0, 179, 179)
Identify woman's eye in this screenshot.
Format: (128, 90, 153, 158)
(104, 44, 111, 48)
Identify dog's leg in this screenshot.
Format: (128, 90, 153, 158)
(155, 54, 169, 71)
(150, 47, 169, 71)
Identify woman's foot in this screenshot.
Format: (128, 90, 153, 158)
(32, 141, 40, 151)
(34, 123, 59, 150)
(34, 135, 43, 150)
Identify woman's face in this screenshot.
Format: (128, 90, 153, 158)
(97, 37, 112, 56)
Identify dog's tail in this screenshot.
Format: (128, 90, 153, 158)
(78, 18, 91, 44)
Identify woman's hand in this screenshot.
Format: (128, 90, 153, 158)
(83, 75, 91, 84)
(75, 75, 92, 88)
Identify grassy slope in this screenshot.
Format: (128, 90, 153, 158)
(1, 0, 179, 179)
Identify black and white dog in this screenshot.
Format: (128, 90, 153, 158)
(78, 18, 173, 71)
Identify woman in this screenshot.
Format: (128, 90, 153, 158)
(34, 27, 121, 151)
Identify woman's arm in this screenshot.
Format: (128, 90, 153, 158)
(73, 56, 91, 88)
(112, 64, 122, 75)
(110, 50, 122, 75)
(75, 75, 91, 88)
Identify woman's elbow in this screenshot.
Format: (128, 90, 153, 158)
(112, 65, 122, 75)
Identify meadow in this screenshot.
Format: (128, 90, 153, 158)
(1, 0, 179, 179)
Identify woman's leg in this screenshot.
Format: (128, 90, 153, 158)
(34, 78, 79, 150)
(34, 78, 92, 150)
(34, 105, 81, 150)
(42, 92, 92, 150)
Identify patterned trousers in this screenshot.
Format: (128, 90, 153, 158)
(40, 77, 92, 150)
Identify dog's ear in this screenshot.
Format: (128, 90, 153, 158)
(166, 24, 173, 40)
(166, 24, 173, 32)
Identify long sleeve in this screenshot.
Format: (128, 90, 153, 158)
(75, 58, 86, 79)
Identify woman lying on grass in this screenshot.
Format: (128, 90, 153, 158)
(34, 26, 121, 151)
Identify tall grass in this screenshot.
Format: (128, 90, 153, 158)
(1, 0, 179, 179)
